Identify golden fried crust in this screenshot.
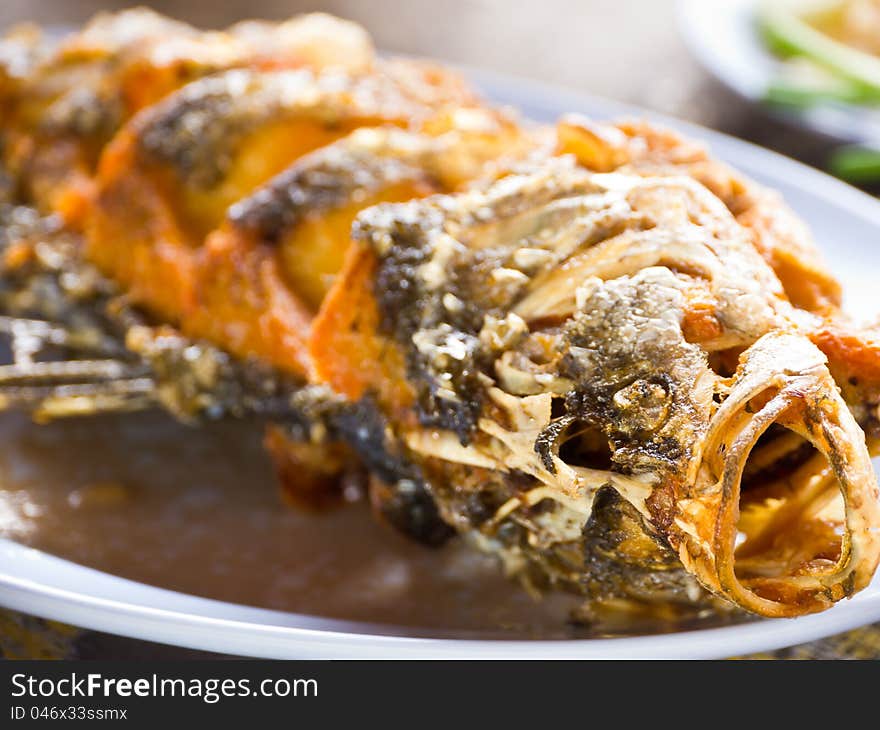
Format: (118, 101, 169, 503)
(86, 118, 352, 327)
(88, 131, 424, 377)
(86, 69, 422, 323)
(85, 57, 503, 375)
(691, 159, 843, 314)
(86, 127, 198, 323)
(310, 245, 415, 417)
(557, 116, 843, 314)
(276, 179, 434, 311)
(183, 127, 445, 375)
(186, 177, 433, 378)
(0, 10, 198, 220)
(310, 159, 880, 618)
(187, 230, 315, 377)
(809, 321, 880, 410)
(1, 11, 379, 224)
(219, 128, 443, 312)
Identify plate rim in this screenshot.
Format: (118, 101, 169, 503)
(4, 539, 880, 659)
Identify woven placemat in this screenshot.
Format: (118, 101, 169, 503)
(1, 608, 877, 659)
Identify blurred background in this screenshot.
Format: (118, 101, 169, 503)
(1, 0, 695, 104)
(1, 0, 800, 159)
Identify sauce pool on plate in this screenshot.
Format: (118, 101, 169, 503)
(0, 410, 735, 639)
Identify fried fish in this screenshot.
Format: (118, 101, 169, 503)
(2, 9, 879, 621)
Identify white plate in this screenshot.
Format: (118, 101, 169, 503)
(2, 68, 880, 659)
(678, 0, 880, 144)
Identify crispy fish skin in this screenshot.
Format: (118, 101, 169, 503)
(311, 156, 880, 617)
(4, 7, 534, 422)
(677, 331, 880, 615)
(81, 26, 528, 376)
(0, 9, 375, 225)
(84, 64, 480, 373)
(557, 115, 843, 314)
(187, 128, 441, 376)
(0, 9, 196, 222)
(3, 9, 880, 620)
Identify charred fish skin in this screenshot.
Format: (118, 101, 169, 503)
(331, 396, 455, 546)
(579, 486, 713, 610)
(313, 154, 880, 618)
(367, 210, 488, 444)
(130, 62, 478, 194)
(338, 164, 718, 608)
(211, 127, 445, 318)
(0, 188, 306, 422)
(560, 269, 714, 480)
(3, 9, 880, 622)
(86, 50, 503, 373)
(132, 68, 371, 191)
(0, 10, 378, 222)
(227, 128, 438, 245)
(355, 158, 602, 444)
(221, 114, 526, 250)
(185, 116, 521, 375)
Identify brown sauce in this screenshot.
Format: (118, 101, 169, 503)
(0, 410, 733, 639)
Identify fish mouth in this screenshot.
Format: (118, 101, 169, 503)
(678, 332, 880, 617)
